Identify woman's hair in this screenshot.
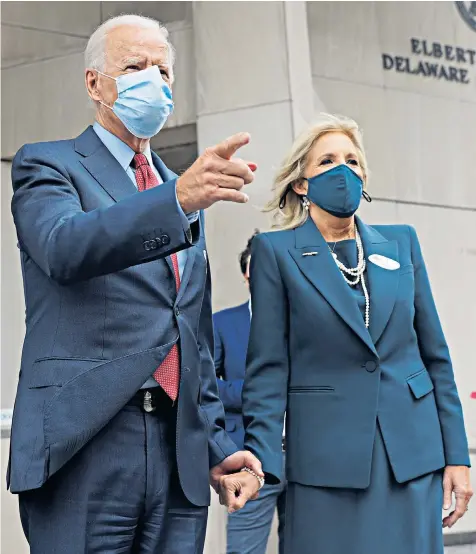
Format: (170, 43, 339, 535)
(265, 113, 369, 230)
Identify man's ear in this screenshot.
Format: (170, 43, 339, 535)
(85, 69, 101, 102)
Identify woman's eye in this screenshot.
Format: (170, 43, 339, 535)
(320, 159, 333, 165)
(347, 159, 359, 166)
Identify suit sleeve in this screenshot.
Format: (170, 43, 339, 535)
(198, 221, 239, 467)
(409, 225, 470, 466)
(213, 319, 244, 412)
(11, 144, 200, 284)
(243, 234, 288, 484)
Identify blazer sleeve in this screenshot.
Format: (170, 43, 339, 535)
(198, 220, 239, 467)
(213, 318, 244, 412)
(11, 144, 199, 285)
(409, 225, 470, 467)
(243, 234, 288, 484)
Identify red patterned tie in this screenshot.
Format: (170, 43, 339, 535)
(133, 153, 180, 401)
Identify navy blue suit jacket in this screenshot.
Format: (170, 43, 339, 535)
(213, 302, 251, 448)
(243, 217, 470, 487)
(8, 126, 237, 505)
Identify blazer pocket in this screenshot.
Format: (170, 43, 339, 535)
(289, 385, 335, 394)
(407, 368, 434, 399)
(27, 358, 107, 389)
(399, 264, 414, 276)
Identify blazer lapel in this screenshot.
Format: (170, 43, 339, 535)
(151, 150, 178, 184)
(176, 246, 198, 302)
(75, 126, 138, 202)
(150, 151, 200, 298)
(356, 217, 399, 345)
(151, 151, 180, 280)
(289, 218, 377, 356)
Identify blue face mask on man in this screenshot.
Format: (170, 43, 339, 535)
(305, 164, 368, 218)
(97, 65, 174, 139)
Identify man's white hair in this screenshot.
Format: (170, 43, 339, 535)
(84, 14, 175, 76)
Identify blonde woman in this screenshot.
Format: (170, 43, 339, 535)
(220, 114, 472, 553)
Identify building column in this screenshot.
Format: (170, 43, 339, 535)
(193, 1, 315, 312)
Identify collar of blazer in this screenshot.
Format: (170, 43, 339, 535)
(289, 216, 400, 354)
(74, 126, 178, 203)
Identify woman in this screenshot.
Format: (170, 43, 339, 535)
(226, 114, 473, 553)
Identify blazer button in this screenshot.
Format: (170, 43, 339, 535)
(161, 234, 171, 246)
(365, 361, 377, 373)
(175, 307, 181, 317)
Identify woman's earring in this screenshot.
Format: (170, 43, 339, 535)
(302, 196, 310, 211)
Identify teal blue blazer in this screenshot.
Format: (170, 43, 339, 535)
(243, 217, 470, 486)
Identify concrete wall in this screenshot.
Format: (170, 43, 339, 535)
(1, 2, 195, 158)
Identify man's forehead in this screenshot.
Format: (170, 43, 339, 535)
(105, 26, 169, 61)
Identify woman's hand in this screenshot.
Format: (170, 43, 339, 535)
(219, 470, 261, 513)
(442, 465, 473, 528)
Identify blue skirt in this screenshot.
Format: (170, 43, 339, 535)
(284, 423, 444, 554)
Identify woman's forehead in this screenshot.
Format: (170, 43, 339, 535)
(312, 131, 357, 154)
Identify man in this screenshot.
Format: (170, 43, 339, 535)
(8, 14, 262, 553)
(214, 232, 287, 554)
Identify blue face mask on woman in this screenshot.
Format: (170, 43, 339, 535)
(305, 164, 368, 218)
(97, 65, 174, 139)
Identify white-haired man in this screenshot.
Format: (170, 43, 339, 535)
(8, 14, 262, 553)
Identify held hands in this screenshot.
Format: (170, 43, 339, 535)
(210, 451, 264, 513)
(442, 465, 473, 528)
(219, 470, 262, 513)
(176, 133, 257, 213)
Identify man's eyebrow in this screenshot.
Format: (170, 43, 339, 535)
(120, 56, 144, 66)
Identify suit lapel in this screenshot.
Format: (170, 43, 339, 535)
(75, 126, 138, 202)
(176, 246, 198, 302)
(150, 152, 177, 279)
(356, 217, 399, 345)
(150, 151, 198, 299)
(151, 150, 178, 184)
(289, 218, 377, 356)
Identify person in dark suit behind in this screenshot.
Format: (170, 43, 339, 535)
(222, 113, 473, 553)
(8, 14, 262, 554)
(214, 232, 287, 554)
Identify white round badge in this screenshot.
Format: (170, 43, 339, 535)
(368, 254, 400, 271)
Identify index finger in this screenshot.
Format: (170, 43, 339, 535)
(211, 132, 250, 160)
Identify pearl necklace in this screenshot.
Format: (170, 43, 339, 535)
(329, 228, 370, 329)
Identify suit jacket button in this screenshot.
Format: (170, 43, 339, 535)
(161, 234, 170, 246)
(365, 361, 377, 373)
(175, 307, 180, 317)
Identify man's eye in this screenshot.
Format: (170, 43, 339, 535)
(160, 69, 169, 79)
(125, 65, 140, 71)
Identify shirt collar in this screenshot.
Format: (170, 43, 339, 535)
(93, 121, 154, 171)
